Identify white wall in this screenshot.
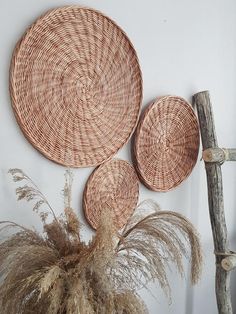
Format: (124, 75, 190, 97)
(1, 1, 236, 313)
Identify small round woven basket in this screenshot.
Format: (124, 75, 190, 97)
(83, 159, 139, 229)
(133, 96, 200, 192)
(10, 6, 142, 167)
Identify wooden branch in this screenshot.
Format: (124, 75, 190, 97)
(203, 148, 236, 163)
(221, 256, 236, 271)
(193, 91, 233, 314)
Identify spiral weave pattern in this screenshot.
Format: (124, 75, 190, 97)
(83, 159, 139, 229)
(133, 96, 199, 192)
(10, 6, 142, 167)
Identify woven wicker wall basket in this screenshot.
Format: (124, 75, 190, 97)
(10, 6, 142, 167)
(83, 159, 139, 229)
(133, 96, 200, 192)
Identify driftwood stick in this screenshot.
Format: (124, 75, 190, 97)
(203, 148, 236, 163)
(193, 91, 232, 314)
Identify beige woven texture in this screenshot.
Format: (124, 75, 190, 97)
(10, 6, 142, 167)
(83, 159, 139, 229)
(133, 96, 200, 192)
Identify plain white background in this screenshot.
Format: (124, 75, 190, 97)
(1, 1, 236, 313)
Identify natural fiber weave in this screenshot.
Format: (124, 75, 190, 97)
(83, 159, 139, 229)
(10, 6, 142, 167)
(133, 96, 199, 192)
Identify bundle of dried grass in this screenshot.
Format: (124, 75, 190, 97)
(0, 169, 202, 314)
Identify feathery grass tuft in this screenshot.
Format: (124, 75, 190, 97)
(0, 169, 203, 313)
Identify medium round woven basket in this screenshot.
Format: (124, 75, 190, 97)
(133, 96, 200, 192)
(83, 159, 139, 229)
(10, 6, 142, 167)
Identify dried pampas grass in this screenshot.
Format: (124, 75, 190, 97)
(0, 169, 203, 314)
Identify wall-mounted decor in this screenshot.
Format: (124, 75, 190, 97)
(133, 96, 199, 191)
(83, 159, 139, 229)
(10, 6, 142, 167)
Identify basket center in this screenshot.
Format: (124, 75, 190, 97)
(61, 64, 106, 120)
(76, 80, 105, 120)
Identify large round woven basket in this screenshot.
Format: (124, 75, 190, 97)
(83, 159, 139, 229)
(10, 6, 142, 167)
(133, 96, 199, 192)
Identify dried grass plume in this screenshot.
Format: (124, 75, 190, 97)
(0, 169, 203, 313)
